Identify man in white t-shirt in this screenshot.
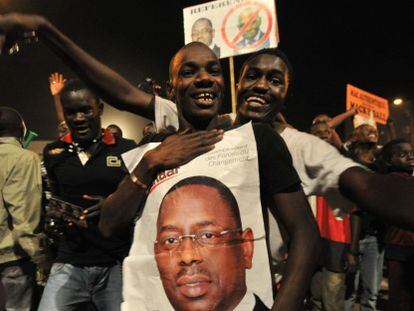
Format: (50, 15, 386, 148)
(1, 14, 412, 229)
(151, 49, 414, 231)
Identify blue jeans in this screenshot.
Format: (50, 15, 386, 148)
(38, 263, 122, 311)
(345, 235, 384, 311)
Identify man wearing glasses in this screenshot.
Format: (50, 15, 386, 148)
(154, 176, 267, 311)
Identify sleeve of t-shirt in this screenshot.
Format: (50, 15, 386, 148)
(154, 96, 179, 132)
(293, 131, 362, 195)
(281, 128, 363, 217)
(253, 123, 302, 195)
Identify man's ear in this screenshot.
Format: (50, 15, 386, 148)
(166, 80, 176, 102)
(241, 228, 254, 269)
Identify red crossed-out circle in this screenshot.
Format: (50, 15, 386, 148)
(221, 1, 273, 51)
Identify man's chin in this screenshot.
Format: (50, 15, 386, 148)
(72, 133, 94, 144)
(171, 296, 217, 311)
(239, 110, 272, 124)
(184, 108, 219, 126)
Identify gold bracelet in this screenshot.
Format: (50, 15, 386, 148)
(130, 173, 148, 189)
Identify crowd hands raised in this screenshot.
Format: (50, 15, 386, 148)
(0, 12, 413, 311)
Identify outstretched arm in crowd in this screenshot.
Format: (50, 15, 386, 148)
(0, 13, 155, 119)
(97, 130, 224, 237)
(339, 166, 414, 230)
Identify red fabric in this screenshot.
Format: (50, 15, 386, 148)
(316, 196, 351, 243)
(60, 129, 115, 145)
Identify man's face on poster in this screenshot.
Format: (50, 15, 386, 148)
(154, 183, 254, 311)
(191, 19, 214, 47)
(238, 8, 262, 40)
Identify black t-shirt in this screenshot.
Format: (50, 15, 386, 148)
(43, 134, 136, 266)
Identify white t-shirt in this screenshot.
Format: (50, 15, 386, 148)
(153, 96, 359, 210)
(152, 96, 360, 263)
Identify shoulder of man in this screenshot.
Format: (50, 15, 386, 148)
(252, 122, 286, 145)
(43, 140, 66, 158)
(7, 144, 40, 166)
(114, 137, 137, 152)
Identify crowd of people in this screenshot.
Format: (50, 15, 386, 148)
(0, 12, 413, 311)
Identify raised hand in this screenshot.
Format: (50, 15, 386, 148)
(49, 72, 66, 96)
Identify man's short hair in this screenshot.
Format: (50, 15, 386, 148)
(60, 79, 99, 103)
(239, 48, 294, 85)
(0, 106, 24, 138)
(162, 176, 242, 227)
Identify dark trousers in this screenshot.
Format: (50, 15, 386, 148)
(387, 258, 414, 311)
(0, 259, 36, 311)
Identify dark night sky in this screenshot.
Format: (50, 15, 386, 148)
(1, 0, 413, 140)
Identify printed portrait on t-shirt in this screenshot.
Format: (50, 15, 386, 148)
(121, 123, 272, 311)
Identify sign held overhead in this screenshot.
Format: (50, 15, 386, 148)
(346, 84, 389, 125)
(183, 0, 279, 59)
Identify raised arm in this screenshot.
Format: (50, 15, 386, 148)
(0, 13, 155, 119)
(329, 107, 357, 128)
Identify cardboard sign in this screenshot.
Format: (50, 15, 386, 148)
(346, 84, 389, 125)
(183, 0, 279, 59)
(121, 124, 273, 310)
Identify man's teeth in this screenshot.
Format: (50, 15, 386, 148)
(195, 93, 214, 99)
(195, 93, 214, 104)
(246, 96, 266, 104)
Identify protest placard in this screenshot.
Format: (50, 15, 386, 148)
(184, 0, 279, 59)
(346, 84, 389, 125)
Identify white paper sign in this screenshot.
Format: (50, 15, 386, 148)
(183, 0, 279, 59)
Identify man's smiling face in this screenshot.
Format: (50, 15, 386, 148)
(170, 43, 224, 128)
(237, 53, 289, 123)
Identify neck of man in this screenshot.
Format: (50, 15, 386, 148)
(178, 114, 221, 132)
(74, 130, 102, 149)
